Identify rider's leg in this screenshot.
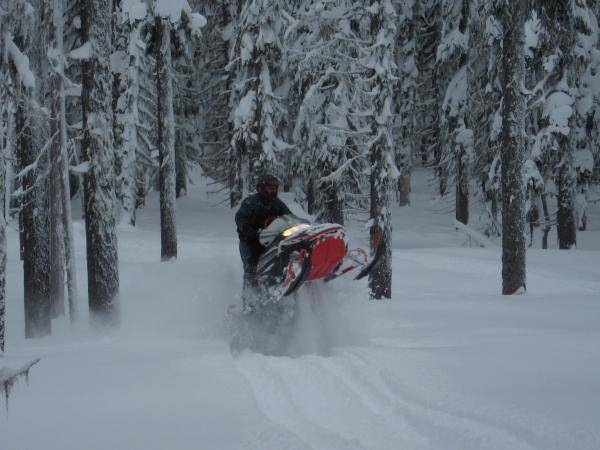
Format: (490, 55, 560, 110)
(239, 241, 260, 310)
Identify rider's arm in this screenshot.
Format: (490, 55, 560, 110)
(235, 198, 259, 242)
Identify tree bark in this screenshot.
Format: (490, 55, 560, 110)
(156, 17, 177, 260)
(500, 0, 526, 295)
(456, 147, 469, 224)
(0, 89, 6, 352)
(81, 0, 120, 326)
(399, 173, 411, 207)
(54, 0, 78, 323)
(557, 142, 577, 248)
(368, 1, 395, 300)
(49, 100, 65, 319)
(175, 125, 187, 198)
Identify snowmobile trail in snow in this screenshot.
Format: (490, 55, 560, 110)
(236, 348, 571, 450)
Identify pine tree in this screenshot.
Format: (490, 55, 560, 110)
(414, 0, 442, 169)
(51, 0, 78, 322)
(151, 0, 205, 260)
(6, 1, 52, 337)
(116, 0, 148, 225)
(570, 1, 597, 232)
(80, 0, 120, 325)
(43, 0, 67, 319)
(229, 0, 291, 197)
(439, 0, 471, 224)
(192, 1, 238, 205)
(288, 0, 366, 224)
(394, 0, 418, 206)
(499, 0, 526, 294)
(469, 0, 502, 237)
(366, 0, 397, 299)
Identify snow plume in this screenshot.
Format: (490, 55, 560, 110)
(285, 284, 368, 357)
(4, 34, 35, 88)
(230, 283, 368, 358)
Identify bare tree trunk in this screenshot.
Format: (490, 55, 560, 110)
(81, 0, 120, 326)
(175, 125, 187, 198)
(500, 0, 526, 295)
(0, 200, 4, 351)
(54, 0, 78, 323)
(322, 179, 344, 225)
(0, 91, 6, 352)
(156, 17, 177, 260)
(49, 104, 65, 318)
(541, 192, 551, 249)
(399, 173, 411, 206)
(557, 156, 577, 248)
(369, 139, 393, 299)
(456, 147, 469, 224)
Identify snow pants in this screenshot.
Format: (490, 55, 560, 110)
(239, 240, 263, 308)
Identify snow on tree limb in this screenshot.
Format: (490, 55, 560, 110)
(122, 0, 148, 24)
(0, 358, 40, 409)
(4, 33, 35, 88)
(68, 41, 93, 60)
(453, 220, 498, 248)
(154, 0, 206, 36)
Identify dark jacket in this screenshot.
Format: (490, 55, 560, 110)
(235, 193, 291, 247)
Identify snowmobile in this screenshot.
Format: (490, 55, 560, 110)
(255, 214, 381, 297)
(228, 214, 382, 354)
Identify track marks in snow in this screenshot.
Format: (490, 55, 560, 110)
(236, 352, 429, 450)
(236, 350, 552, 450)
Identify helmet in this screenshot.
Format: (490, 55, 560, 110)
(256, 174, 280, 192)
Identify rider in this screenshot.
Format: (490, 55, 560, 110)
(235, 174, 291, 304)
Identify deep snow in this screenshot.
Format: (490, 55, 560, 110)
(1, 169, 599, 450)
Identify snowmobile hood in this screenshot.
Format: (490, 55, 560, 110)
(259, 214, 310, 247)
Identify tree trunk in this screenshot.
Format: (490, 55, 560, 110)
(323, 180, 344, 226)
(0, 95, 6, 352)
(541, 192, 551, 249)
(17, 99, 52, 337)
(121, 25, 141, 225)
(81, 0, 120, 326)
(369, 139, 392, 299)
(156, 17, 177, 260)
(55, 0, 78, 323)
(500, 0, 526, 295)
(415, 1, 441, 166)
(175, 125, 187, 198)
(49, 108, 66, 318)
(368, 2, 394, 300)
(399, 173, 411, 206)
(557, 154, 577, 248)
(456, 147, 469, 224)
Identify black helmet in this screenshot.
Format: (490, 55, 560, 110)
(256, 174, 280, 192)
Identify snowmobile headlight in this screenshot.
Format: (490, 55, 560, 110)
(282, 224, 310, 237)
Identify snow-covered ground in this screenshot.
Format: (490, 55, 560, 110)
(2, 170, 599, 450)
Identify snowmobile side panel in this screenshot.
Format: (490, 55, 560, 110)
(283, 253, 311, 297)
(306, 235, 347, 281)
(354, 240, 385, 280)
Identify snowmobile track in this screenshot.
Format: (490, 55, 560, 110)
(237, 349, 552, 450)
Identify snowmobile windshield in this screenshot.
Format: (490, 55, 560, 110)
(259, 214, 310, 247)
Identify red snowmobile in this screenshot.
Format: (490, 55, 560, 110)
(254, 214, 382, 298)
(228, 214, 382, 354)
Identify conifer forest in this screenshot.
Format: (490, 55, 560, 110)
(1, 1, 599, 449)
